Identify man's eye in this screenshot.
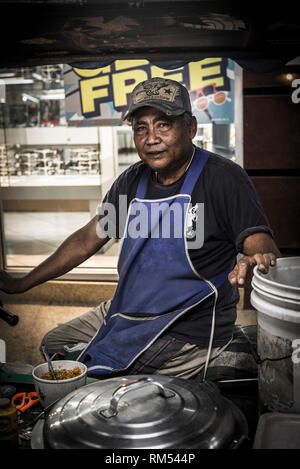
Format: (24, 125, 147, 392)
(134, 126, 146, 133)
(158, 122, 170, 129)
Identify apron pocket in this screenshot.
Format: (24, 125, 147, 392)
(80, 311, 186, 372)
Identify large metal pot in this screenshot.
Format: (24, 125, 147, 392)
(33, 375, 248, 449)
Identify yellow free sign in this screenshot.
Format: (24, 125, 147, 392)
(74, 58, 225, 116)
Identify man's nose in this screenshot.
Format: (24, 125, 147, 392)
(146, 126, 161, 144)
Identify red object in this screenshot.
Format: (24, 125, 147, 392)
(11, 392, 40, 412)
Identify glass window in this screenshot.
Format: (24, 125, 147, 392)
(0, 65, 119, 278)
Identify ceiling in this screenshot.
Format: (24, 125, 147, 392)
(1, 0, 300, 72)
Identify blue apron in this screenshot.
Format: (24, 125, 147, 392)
(79, 148, 230, 377)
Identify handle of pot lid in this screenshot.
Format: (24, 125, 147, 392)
(100, 377, 175, 418)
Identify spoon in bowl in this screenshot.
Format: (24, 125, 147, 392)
(41, 345, 57, 380)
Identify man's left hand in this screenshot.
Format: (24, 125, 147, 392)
(228, 252, 277, 287)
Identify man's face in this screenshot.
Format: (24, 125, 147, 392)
(132, 107, 197, 173)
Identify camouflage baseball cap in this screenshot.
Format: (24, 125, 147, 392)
(123, 77, 192, 121)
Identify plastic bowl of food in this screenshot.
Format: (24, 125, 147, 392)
(32, 360, 87, 408)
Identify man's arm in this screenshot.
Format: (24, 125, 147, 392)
(228, 232, 281, 287)
(0, 215, 109, 294)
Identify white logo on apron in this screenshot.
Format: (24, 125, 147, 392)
(186, 203, 199, 239)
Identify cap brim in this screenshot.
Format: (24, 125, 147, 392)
(123, 102, 185, 121)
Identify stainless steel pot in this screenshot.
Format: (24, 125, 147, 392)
(33, 375, 248, 449)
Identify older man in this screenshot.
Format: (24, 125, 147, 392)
(0, 77, 280, 379)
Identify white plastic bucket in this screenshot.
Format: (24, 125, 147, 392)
(251, 257, 300, 413)
(32, 360, 87, 408)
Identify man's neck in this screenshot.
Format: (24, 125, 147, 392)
(155, 146, 195, 185)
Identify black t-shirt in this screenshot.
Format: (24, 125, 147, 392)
(100, 148, 273, 347)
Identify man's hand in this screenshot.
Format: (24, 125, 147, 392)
(228, 252, 277, 287)
(0, 270, 24, 294)
(228, 232, 281, 288)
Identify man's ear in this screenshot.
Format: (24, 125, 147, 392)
(189, 116, 198, 139)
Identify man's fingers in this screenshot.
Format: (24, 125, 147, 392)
(254, 252, 277, 273)
(228, 265, 239, 286)
(253, 253, 267, 272)
(268, 253, 277, 267)
(228, 253, 277, 287)
(235, 260, 250, 285)
(228, 258, 250, 286)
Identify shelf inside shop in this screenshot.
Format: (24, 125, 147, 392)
(1, 145, 101, 183)
(1, 174, 102, 188)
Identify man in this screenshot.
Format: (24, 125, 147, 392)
(0, 77, 280, 379)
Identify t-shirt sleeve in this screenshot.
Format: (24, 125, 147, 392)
(212, 161, 274, 253)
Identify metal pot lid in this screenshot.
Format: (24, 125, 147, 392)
(44, 375, 246, 449)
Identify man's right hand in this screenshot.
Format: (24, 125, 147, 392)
(0, 270, 24, 294)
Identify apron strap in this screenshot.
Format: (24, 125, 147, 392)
(179, 148, 210, 195)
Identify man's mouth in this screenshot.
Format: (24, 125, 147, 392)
(145, 150, 166, 159)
